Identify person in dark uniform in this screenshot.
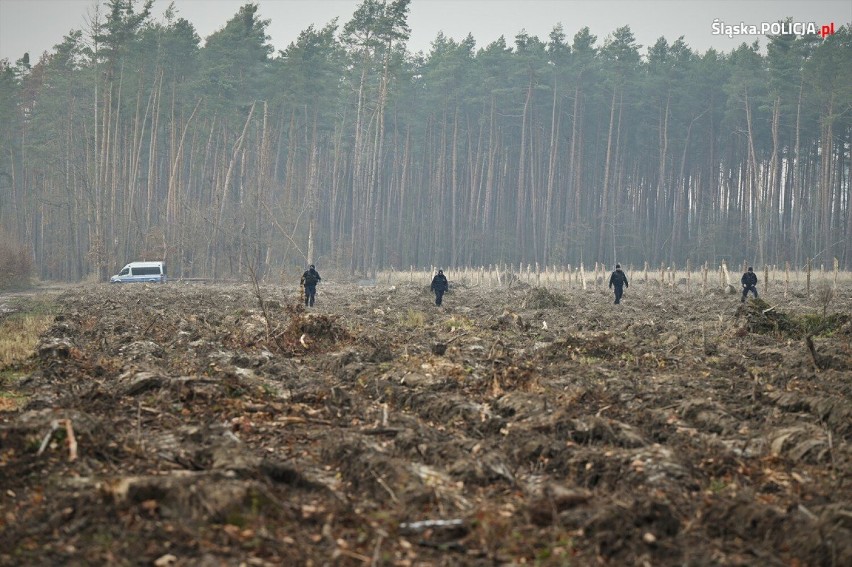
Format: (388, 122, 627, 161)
(741, 266, 758, 302)
(300, 264, 321, 307)
(430, 269, 449, 306)
(608, 264, 629, 304)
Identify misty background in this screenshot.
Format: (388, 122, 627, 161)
(0, 0, 850, 282)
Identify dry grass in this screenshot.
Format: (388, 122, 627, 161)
(400, 309, 426, 328)
(0, 313, 54, 367)
(0, 305, 54, 411)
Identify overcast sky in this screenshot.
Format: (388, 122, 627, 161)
(1, 0, 850, 63)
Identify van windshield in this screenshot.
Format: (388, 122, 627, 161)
(119, 268, 130, 276)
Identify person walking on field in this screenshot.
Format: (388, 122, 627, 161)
(430, 269, 449, 306)
(609, 264, 629, 304)
(301, 264, 321, 307)
(741, 266, 758, 302)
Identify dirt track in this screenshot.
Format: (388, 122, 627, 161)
(1, 278, 850, 566)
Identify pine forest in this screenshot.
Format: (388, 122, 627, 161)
(1, 0, 850, 282)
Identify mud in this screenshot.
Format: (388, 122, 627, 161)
(1, 279, 850, 566)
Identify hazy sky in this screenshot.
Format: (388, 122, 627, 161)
(1, 0, 850, 63)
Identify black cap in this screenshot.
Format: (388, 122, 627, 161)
(615, 264, 621, 269)
(309, 264, 315, 269)
(747, 266, 753, 271)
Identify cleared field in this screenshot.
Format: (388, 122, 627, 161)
(0, 279, 849, 565)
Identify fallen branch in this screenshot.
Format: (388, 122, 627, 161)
(274, 416, 332, 426)
(36, 421, 58, 456)
(36, 419, 78, 461)
(399, 518, 465, 534)
(275, 416, 307, 425)
(333, 548, 371, 563)
(372, 471, 399, 504)
(361, 428, 401, 437)
(445, 332, 469, 345)
(64, 419, 78, 462)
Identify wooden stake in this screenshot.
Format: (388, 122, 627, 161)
(806, 336, 820, 372)
(686, 259, 691, 292)
(806, 257, 811, 297)
(785, 261, 790, 299)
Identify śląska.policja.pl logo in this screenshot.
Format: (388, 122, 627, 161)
(711, 19, 837, 39)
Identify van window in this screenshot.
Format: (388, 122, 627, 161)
(119, 268, 130, 276)
(132, 266, 162, 276)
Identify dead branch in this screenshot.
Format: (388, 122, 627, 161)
(262, 200, 309, 263)
(64, 419, 78, 462)
(36, 419, 78, 461)
(371, 471, 399, 504)
(36, 421, 58, 456)
(244, 255, 274, 343)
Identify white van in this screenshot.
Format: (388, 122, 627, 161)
(110, 261, 167, 283)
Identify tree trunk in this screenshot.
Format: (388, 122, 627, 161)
(544, 73, 562, 264)
(598, 87, 618, 261)
(516, 76, 533, 261)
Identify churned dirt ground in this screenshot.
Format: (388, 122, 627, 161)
(1, 276, 850, 566)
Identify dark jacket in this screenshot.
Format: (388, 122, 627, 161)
(609, 269, 628, 288)
(431, 273, 448, 292)
(301, 268, 321, 287)
(741, 271, 757, 287)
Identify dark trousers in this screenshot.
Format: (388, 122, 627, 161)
(304, 285, 317, 306)
(612, 285, 624, 304)
(434, 290, 445, 306)
(742, 285, 758, 301)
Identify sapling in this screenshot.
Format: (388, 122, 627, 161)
(815, 283, 834, 319)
